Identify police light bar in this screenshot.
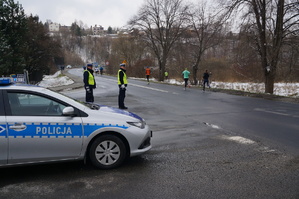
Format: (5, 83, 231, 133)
(0, 78, 12, 85)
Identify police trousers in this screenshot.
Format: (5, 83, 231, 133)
(85, 86, 94, 102)
(118, 88, 126, 108)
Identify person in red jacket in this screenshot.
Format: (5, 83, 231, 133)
(145, 67, 151, 85)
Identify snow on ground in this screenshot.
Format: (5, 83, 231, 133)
(133, 77, 299, 97)
(39, 71, 299, 98)
(37, 71, 74, 88)
(211, 82, 299, 97)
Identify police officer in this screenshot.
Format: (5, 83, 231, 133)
(118, 63, 128, 109)
(83, 64, 96, 103)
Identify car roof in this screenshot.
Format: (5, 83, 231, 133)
(0, 82, 43, 91)
(0, 78, 84, 106)
(0, 78, 49, 90)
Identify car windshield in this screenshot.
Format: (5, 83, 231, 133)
(47, 88, 101, 110)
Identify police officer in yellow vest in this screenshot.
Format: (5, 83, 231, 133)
(118, 63, 128, 109)
(83, 64, 96, 103)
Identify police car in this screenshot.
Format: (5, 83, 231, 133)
(0, 78, 152, 169)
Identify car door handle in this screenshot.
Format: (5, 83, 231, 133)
(9, 124, 27, 131)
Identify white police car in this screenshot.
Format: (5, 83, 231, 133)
(0, 78, 152, 169)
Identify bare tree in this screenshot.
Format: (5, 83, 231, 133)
(129, 0, 190, 81)
(186, 1, 224, 85)
(112, 33, 146, 64)
(224, 0, 299, 94)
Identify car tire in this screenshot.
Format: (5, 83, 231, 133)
(89, 135, 127, 169)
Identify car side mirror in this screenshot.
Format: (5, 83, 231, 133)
(62, 107, 75, 116)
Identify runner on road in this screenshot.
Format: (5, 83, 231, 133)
(182, 68, 190, 90)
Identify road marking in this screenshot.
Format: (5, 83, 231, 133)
(221, 135, 255, 145)
(221, 135, 278, 154)
(103, 77, 170, 93)
(254, 108, 291, 116)
(203, 122, 221, 129)
(260, 146, 276, 153)
(228, 136, 256, 144)
(130, 83, 169, 93)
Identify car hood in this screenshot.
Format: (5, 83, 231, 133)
(98, 105, 143, 121)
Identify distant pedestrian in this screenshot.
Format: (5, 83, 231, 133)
(145, 67, 151, 84)
(164, 71, 169, 81)
(95, 67, 99, 75)
(83, 64, 96, 103)
(182, 68, 190, 90)
(100, 66, 104, 75)
(118, 63, 128, 109)
(202, 69, 210, 91)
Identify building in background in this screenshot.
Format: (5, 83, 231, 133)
(92, 25, 104, 35)
(49, 22, 60, 32)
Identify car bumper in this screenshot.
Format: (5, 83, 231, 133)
(129, 128, 152, 157)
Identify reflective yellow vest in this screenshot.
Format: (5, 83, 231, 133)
(118, 69, 128, 85)
(85, 70, 95, 85)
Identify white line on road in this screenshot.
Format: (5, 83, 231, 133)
(226, 136, 256, 145)
(103, 77, 170, 93)
(203, 122, 221, 129)
(221, 135, 278, 153)
(254, 108, 291, 117)
(221, 135, 256, 145)
(130, 83, 169, 93)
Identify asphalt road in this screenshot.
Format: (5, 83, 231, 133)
(0, 68, 298, 199)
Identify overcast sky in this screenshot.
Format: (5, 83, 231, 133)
(17, 0, 206, 29)
(17, 0, 146, 29)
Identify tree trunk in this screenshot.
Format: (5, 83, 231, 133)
(192, 65, 198, 85)
(264, 70, 275, 94)
(158, 59, 166, 81)
(159, 67, 165, 81)
(264, 0, 284, 95)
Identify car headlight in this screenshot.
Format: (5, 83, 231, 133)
(127, 120, 146, 129)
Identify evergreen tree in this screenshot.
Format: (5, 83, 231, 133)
(70, 22, 82, 37)
(0, 0, 27, 75)
(107, 26, 113, 34)
(1, 0, 63, 81)
(23, 15, 62, 82)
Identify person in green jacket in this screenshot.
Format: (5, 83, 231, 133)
(164, 71, 169, 81)
(182, 68, 190, 90)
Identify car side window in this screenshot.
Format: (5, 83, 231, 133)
(8, 92, 67, 116)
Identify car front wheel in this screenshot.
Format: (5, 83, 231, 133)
(89, 135, 127, 169)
